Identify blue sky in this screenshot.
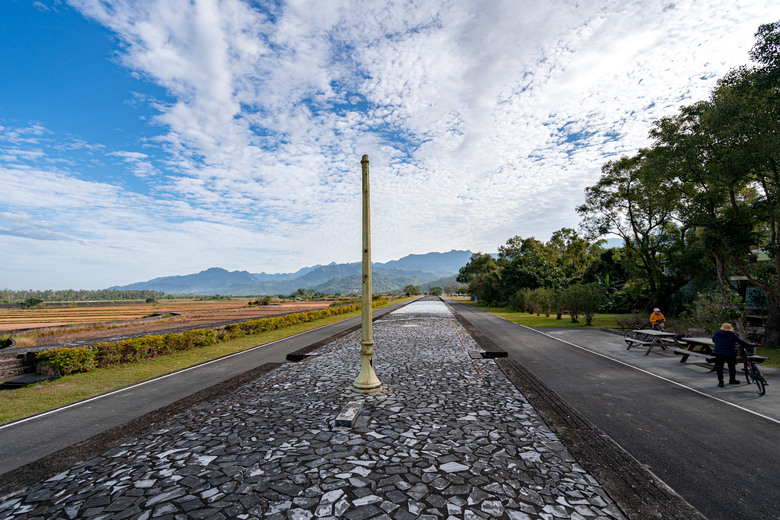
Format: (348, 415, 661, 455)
(0, 0, 776, 290)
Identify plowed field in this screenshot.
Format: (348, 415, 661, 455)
(1, 300, 336, 348)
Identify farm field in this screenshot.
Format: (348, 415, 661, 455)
(0, 299, 336, 348)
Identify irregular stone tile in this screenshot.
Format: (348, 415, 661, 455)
(0, 302, 627, 520)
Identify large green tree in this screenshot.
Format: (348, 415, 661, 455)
(577, 150, 688, 310)
(546, 228, 602, 284)
(497, 236, 558, 299)
(456, 253, 501, 305)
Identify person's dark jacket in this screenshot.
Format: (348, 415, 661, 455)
(711, 329, 752, 356)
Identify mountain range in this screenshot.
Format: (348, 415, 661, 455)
(111, 250, 474, 296)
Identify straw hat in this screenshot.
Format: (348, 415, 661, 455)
(720, 323, 734, 331)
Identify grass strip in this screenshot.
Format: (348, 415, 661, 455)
(0, 309, 367, 425)
(452, 299, 632, 329)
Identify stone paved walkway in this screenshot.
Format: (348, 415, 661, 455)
(0, 300, 626, 519)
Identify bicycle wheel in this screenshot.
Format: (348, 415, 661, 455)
(753, 367, 766, 396)
(744, 360, 754, 384)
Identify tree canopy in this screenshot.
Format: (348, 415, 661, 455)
(578, 20, 780, 344)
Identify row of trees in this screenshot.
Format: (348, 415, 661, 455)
(456, 230, 609, 324)
(403, 283, 459, 296)
(459, 22, 780, 344)
(0, 289, 166, 302)
(456, 229, 604, 304)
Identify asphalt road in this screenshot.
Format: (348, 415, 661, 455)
(450, 301, 780, 520)
(0, 301, 407, 479)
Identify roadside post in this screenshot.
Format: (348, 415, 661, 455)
(353, 154, 382, 393)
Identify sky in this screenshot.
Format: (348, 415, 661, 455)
(0, 0, 776, 290)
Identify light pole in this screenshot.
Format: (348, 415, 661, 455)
(353, 154, 382, 393)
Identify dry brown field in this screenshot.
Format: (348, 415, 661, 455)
(0, 299, 336, 347)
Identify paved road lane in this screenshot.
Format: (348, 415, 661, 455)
(450, 301, 780, 520)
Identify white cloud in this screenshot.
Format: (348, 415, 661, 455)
(1, 0, 775, 288)
(108, 151, 157, 178)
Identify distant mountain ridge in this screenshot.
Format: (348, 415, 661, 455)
(110, 250, 473, 296)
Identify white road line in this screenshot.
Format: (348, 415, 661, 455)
(511, 321, 780, 426)
(0, 327, 324, 431)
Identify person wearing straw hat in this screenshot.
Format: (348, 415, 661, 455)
(711, 323, 753, 388)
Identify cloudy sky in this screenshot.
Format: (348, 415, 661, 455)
(0, 0, 775, 290)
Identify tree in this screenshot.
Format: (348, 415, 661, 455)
(546, 228, 602, 285)
(577, 150, 687, 310)
(457, 253, 501, 305)
(497, 236, 561, 303)
(20, 298, 44, 309)
(443, 281, 462, 295)
(509, 288, 531, 312)
(529, 287, 555, 317)
(430, 287, 443, 296)
(403, 285, 421, 296)
(579, 21, 780, 344)
(564, 283, 606, 325)
(682, 289, 744, 335)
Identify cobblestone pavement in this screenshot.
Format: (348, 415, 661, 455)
(0, 300, 626, 520)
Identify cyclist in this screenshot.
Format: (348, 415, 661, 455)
(650, 308, 665, 331)
(712, 322, 754, 388)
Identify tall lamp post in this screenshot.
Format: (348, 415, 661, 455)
(353, 154, 382, 393)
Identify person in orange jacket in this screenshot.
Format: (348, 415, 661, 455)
(650, 308, 665, 330)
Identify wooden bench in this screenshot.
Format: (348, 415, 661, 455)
(625, 338, 652, 350)
(672, 347, 715, 363)
(672, 347, 768, 367)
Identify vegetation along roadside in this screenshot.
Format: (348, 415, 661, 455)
(0, 299, 406, 425)
(455, 299, 778, 369)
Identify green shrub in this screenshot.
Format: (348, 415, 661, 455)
(529, 288, 554, 317)
(564, 283, 606, 325)
(682, 289, 743, 335)
(616, 313, 648, 330)
(509, 288, 531, 312)
(249, 296, 273, 306)
(20, 298, 44, 309)
(331, 298, 361, 306)
(37, 347, 97, 375)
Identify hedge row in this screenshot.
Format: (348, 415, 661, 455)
(36, 346, 97, 376)
(35, 302, 379, 376)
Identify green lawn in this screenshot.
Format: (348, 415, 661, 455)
(454, 300, 632, 329)
(756, 346, 778, 369)
(0, 306, 374, 425)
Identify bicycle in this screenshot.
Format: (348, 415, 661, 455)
(739, 343, 768, 396)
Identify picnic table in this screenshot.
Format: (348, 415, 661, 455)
(624, 329, 680, 355)
(674, 336, 768, 367)
(674, 337, 715, 365)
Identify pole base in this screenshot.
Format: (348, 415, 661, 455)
(352, 383, 382, 394)
(353, 355, 382, 393)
